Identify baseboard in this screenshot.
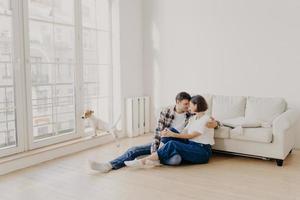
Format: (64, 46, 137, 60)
(0, 132, 127, 176)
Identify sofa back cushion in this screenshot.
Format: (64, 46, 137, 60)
(211, 95, 247, 120)
(245, 96, 287, 124)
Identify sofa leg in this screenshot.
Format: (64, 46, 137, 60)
(276, 159, 284, 167)
(289, 149, 293, 154)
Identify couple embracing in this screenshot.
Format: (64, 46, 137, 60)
(89, 92, 219, 172)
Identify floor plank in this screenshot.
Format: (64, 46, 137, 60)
(0, 134, 299, 200)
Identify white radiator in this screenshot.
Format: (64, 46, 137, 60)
(126, 96, 150, 137)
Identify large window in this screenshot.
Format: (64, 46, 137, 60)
(0, 0, 116, 156)
(82, 0, 111, 135)
(27, 0, 77, 148)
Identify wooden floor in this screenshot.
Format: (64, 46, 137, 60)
(0, 134, 300, 200)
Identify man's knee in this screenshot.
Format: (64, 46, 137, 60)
(126, 146, 139, 155)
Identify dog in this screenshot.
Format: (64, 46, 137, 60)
(81, 110, 121, 146)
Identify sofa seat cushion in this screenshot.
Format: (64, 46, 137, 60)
(245, 97, 286, 124)
(214, 126, 231, 139)
(221, 117, 261, 128)
(230, 128, 273, 143)
(212, 95, 246, 120)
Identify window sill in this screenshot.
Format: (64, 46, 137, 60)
(0, 132, 125, 175)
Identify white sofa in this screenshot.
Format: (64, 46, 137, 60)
(203, 94, 299, 166)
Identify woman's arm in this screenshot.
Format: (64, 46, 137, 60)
(161, 130, 201, 139)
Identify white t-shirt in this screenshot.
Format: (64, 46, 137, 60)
(170, 112, 187, 132)
(183, 115, 215, 145)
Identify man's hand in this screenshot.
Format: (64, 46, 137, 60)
(206, 117, 218, 129)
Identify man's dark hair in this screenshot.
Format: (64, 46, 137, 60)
(190, 95, 208, 112)
(175, 92, 191, 102)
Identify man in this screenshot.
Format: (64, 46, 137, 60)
(89, 92, 218, 173)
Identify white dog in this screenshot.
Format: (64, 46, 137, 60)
(81, 110, 120, 146)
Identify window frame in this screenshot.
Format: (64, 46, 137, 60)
(0, 0, 26, 157)
(81, 0, 114, 136)
(0, 0, 115, 155)
(23, 0, 82, 149)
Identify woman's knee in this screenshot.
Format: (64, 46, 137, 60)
(164, 140, 178, 147)
(164, 154, 182, 166)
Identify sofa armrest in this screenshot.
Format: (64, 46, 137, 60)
(273, 109, 299, 134)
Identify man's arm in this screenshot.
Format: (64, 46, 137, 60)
(151, 110, 166, 153)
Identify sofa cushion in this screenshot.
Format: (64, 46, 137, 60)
(230, 127, 273, 143)
(212, 95, 246, 120)
(245, 97, 287, 124)
(221, 117, 261, 128)
(214, 126, 231, 139)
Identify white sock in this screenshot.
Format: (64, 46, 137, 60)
(145, 159, 161, 167)
(89, 160, 112, 173)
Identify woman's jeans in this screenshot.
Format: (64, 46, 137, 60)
(157, 140, 212, 164)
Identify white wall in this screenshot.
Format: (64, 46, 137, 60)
(116, 0, 144, 133)
(143, 0, 300, 147)
(119, 0, 144, 98)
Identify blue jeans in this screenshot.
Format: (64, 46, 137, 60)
(110, 143, 182, 169)
(160, 127, 188, 144)
(157, 140, 212, 165)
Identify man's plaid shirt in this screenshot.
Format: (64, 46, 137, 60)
(151, 105, 193, 152)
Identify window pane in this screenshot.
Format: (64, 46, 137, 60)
(83, 29, 97, 64)
(0, 0, 12, 15)
(0, 63, 13, 85)
(82, 0, 96, 28)
(97, 31, 110, 64)
(84, 65, 110, 97)
(0, 16, 12, 62)
(28, 0, 53, 22)
(55, 84, 75, 135)
(83, 31, 110, 65)
(31, 84, 75, 140)
(56, 64, 74, 84)
(29, 0, 74, 25)
(54, 25, 75, 63)
(96, 0, 110, 30)
(0, 87, 16, 148)
(53, 0, 74, 25)
(32, 85, 53, 139)
(29, 21, 54, 62)
(31, 64, 53, 84)
(0, 0, 16, 150)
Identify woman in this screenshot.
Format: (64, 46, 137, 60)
(125, 95, 214, 168)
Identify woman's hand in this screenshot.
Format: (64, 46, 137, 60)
(161, 129, 174, 137)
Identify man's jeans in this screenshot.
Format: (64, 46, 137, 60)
(110, 143, 182, 169)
